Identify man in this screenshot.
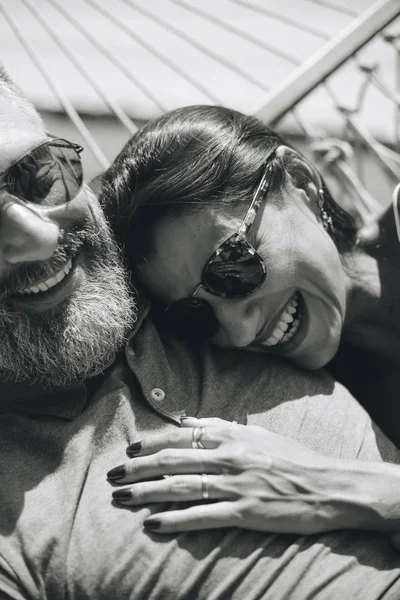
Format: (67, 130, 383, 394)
(0, 67, 400, 600)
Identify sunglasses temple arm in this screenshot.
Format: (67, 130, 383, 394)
(191, 283, 203, 298)
(238, 177, 272, 239)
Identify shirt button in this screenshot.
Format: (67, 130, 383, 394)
(150, 387, 165, 402)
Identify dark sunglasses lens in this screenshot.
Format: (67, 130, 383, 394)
(204, 243, 265, 297)
(154, 298, 219, 341)
(6, 141, 82, 205)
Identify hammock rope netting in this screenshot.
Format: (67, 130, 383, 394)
(1, 0, 399, 223)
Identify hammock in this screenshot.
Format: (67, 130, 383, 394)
(1, 0, 399, 222)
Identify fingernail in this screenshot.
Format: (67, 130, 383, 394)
(107, 465, 126, 481)
(112, 489, 132, 501)
(143, 518, 161, 530)
(126, 441, 142, 457)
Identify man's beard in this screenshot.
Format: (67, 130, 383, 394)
(0, 205, 137, 389)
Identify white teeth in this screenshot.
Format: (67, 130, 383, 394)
(275, 328, 286, 339)
(17, 259, 72, 296)
(281, 313, 294, 324)
(47, 276, 59, 287)
(263, 293, 302, 347)
(55, 271, 65, 283)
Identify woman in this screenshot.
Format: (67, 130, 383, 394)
(102, 106, 400, 538)
(103, 105, 400, 443)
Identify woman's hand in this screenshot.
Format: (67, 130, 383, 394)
(107, 417, 383, 535)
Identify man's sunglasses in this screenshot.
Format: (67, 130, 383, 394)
(0, 136, 84, 206)
(153, 157, 275, 341)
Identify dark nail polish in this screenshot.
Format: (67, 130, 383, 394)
(144, 518, 161, 531)
(107, 465, 126, 481)
(126, 441, 142, 457)
(112, 488, 132, 501)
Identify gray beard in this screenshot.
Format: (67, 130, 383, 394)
(0, 208, 137, 389)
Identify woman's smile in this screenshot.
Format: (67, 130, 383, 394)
(255, 292, 302, 347)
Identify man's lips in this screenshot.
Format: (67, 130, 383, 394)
(8, 256, 86, 313)
(15, 259, 72, 295)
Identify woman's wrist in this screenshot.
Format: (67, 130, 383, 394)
(312, 457, 400, 532)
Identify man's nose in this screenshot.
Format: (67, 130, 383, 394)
(209, 296, 262, 347)
(0, 196, 61, 265)
(0, 190, 89, 267)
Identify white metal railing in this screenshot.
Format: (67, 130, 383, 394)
(254, 0, 400, 124)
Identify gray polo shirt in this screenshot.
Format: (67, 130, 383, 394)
(0, 303, 400, 600)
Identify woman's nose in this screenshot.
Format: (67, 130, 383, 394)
(210, 297, 262, 347)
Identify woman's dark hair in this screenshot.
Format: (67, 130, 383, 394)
(100, 105, 357, 270)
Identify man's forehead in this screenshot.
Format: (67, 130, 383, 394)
(0, 85, 46, 173)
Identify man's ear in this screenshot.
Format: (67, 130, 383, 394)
(275, 145, 322, 218)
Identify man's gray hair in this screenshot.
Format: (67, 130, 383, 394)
(0, 66, 24, 97)
(0, 65, 44, 125)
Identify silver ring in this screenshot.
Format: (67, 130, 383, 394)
(201, 473, 209, 500)
(192, 426, 206, 450)
(191, 427, 200, 449)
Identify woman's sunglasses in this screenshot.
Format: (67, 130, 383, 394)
(0, 136, 84, 206)
(153, 158, 275, 341)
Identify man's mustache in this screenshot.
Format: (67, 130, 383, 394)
(0, 226, 92, 299)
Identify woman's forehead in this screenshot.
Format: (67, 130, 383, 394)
(157, 207, 243, 262)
